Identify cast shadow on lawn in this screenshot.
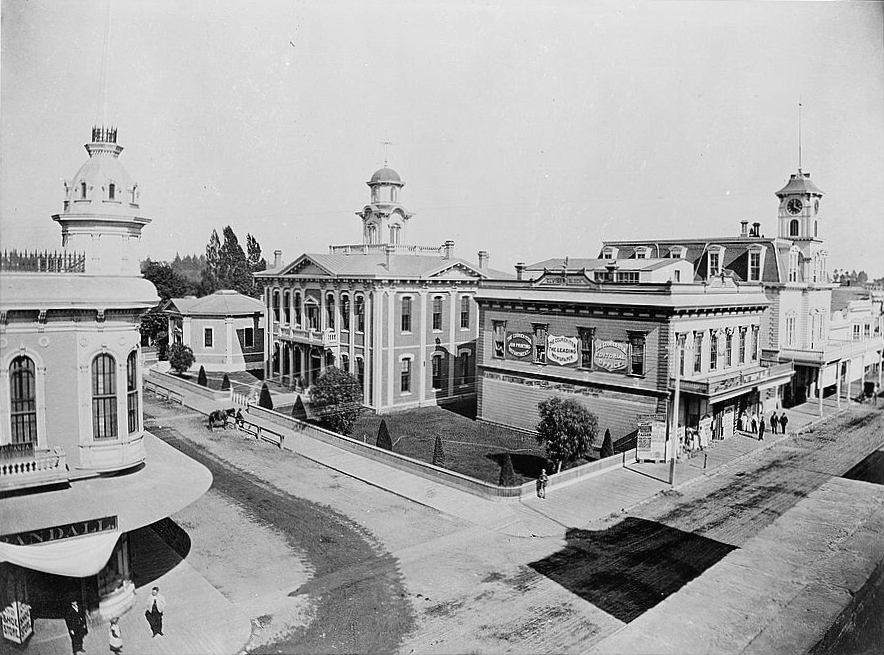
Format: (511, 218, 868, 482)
(842, 449, 884, 486)
(486, 452, 549, 479)
(529, 518, 737, 623)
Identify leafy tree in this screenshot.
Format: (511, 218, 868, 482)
(308, 366, 363, 435)
(197, 366, 208, 387)
(498, 452, 516, 487)
(221, 374, 230, 390)
(291, 395, 308, 421)
(168, 343, 195, 375)
(247, 233, 268, 297)
(199, 229, 222, 295)
(139, 306, 169, 357)
(142, 261, 196, 300)
(432, 435, 446, 467)
(217, 226, 253, 295)
(535, 396, 598, 473)
(376, 419, 393, 451)
(600, 428, 614, 459)
(258, 382, 274, 409)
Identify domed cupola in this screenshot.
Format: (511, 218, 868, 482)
(52, 127, 151, 275)
(357, 165, 414, 246)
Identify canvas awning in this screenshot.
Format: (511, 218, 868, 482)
(0, 531, 121, 577)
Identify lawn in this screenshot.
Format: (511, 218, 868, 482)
(277, 397, 592, 486)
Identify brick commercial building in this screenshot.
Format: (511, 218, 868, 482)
(474, 258, 793, 452)
(600, 166, 884, 413)
(256, 166, 507, 413)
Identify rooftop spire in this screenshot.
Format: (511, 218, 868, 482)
(798, 98, 803, 171)
(381, 139, 392, 167)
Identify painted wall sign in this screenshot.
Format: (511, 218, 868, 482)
(505, 332, 533, 359)
(594, 340, 628, 372)
(0, 516, 118, 546)
(546, 335, 579, 366)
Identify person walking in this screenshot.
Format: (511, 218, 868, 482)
(64, 600, 88, 654)
(537, 469, 549, 499)
(758, 416, 766, 441)
(144, 587, 166, 637)
(770, 411, 779, 434)
(779, 412, 789, 434)
(108, 617, 123, 654)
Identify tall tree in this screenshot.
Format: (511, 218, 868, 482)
(200, 229, 222, 295)
(217, 226, 252, 294)
(535, 396, 598, 473)
(247, 233, 268, 297)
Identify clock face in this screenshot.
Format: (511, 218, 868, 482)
(786, 198, 803, 215)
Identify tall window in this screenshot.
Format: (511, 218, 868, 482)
(578, 327, 594, 369)
(786, 316, 797, 346)
(341, 294, 350, 330)
(708, 252, 721, 277)
(92, 354, 118, 440)
(356, 356, 365, 389)
(283, 291, 291, 324)
(532, 324, 548, 364)
(401, 297, 412, 332)
(272, 291, 280, 323)
(244, 327, 254, 348)
(127, 351, 139, 434)
(355, 295, 365, 332)
(432, 296, 443, 331)
(677, 336, 686, 376)
(628, 332, 646, 376)
(788, 250, 799, 282)
(739, 328, 746, 364)
(400, 358, 412, 393)
(749, 251, 761, 281)
(9, 356, 37, 444)
(80, 180, 87, 198)
(458, 351, 471, 385)
(204, 328, 213, 348)
(492, 321, 506, 359)
(460, 296, 470, 329)
(853, 324, 861, 341)
(725, 330, 733, 367)
(326, 294, 335, 330)
(751, 326, 759, 361)
(693, 332, 703, 373)
(432, 354, 444, 389)
(341, 354, 349, 373)
(710, 331, 719, 370)
(306, 303, 319, 330)
(789, 219, 799, 237)
(294, 292, 302, 326)
(108, 182, 116, 200)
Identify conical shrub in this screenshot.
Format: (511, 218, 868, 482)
(197, 365, 208, 387)
(221, 373, 230, 390)
(292, 395, 308, 421)
(498, 452, 516, 487)
(258, 382, 273, 409)
(432, 435, 446, 467)
(601, 428, 614, 458)
(376, 419, 393, 451)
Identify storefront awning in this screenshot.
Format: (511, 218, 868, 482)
(0, 531, 120, 577)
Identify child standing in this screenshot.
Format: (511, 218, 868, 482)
(108, 617, 123, 654)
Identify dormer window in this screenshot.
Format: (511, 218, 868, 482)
(707, 246, 726, 278)
(634, 246, 651, 259)
(748, 245, 765, 282)
(601, 246, 618, 260)
(668, 246, 686, 259)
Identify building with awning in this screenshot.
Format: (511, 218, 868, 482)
(0, 125, 210, 646)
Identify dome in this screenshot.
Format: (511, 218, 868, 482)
(64, 129, 139, 217)
(775, 170, 823, 198)
(369, 167, 402, 185)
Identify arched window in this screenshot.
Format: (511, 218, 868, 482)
(341, 353, 350, 373)
(283, 291, 291, 324)
(341, 294, 350, 330)
(80, 181, 87, 199)
(108, 182, 116, 200)
(401, 297, 412, 332)
(431, 354, 444, 390)
(789, 219, 799, 237)
(458, 350, 471, 386)
(9, 356, 37, 444)
(326, 294, 335, 330)
(92, 354, 118, 440)
(272, 290, 280, 323)
(294, 292, 302, 326)
(355, 295, 365, 332)
(356, 356, 365, 389)
(127, 351, 139, 434)
(432, 296, 443, 331)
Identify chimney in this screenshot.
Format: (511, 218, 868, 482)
(740, 220, 749, 238)
(751, 222, 761, 238)
(478, 250, 489, 271)
(273, 249, 282, 268)
(385, 244, 395, 269)
(443, 240, 455, 260)
(515, 262, 526, 280)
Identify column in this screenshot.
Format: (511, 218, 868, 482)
(348, 287, 356, 380)
(371, 288, 383, 409)
(447, 289, 458, 392)
(818, 366, 824, 417)
(845, 358, 852, 405)
(836, 360, 842, 409)
(225, 317, 234, 368)
(320, 286, 327, 332)
(418, 287, 428, 403)
(182, 316, 192, 346)
(387, 288, 395, 408)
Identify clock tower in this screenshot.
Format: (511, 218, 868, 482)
(775, 169, 823, 241)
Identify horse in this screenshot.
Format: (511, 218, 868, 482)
(207, 408, 236, 430)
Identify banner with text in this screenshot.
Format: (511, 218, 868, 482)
(594, 340, 629, 372)
(546, 335, 579, 366)
(505, 332, 533, 360)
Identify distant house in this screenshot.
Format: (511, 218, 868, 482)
(164, 290, 265, 372)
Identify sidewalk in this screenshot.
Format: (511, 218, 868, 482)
(175, 392, 848, 539)
(16, 527, 250, 655)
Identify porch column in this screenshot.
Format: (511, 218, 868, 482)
(182, 316, 192, 346)
(320, 287, 327, 332)
(418, 287, 428, 403)
(387, 288, 395, 407)
(845, 358, 852, 405)
(225, 317, 234, 368)
(448, 289, 458, 391)
(836, 360, 842, 409)
(818, 366, 824, 416)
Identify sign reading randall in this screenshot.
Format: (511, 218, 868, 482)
(506, 332, 532, 359)
(594, 340, 628, 371)
(0, 516, 118, 546)
(546, 335, 579, 366)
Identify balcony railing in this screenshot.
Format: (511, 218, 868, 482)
(0, 446, 68, 492)
(328, 243, 446, 256)
(0, 250, 86, 273)
(275, 325, 338, 347)
(672, 362, 794, 397)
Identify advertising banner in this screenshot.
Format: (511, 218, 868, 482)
(636, 420, 667, 461)
(594, 340, 628, 372)
(546, 335, 579, 366)
(698, 415, 713, 448)
(505, 332, 532, 360)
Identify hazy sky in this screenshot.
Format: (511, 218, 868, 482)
(3, 0, 883, 276)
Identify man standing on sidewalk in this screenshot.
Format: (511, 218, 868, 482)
(145, 587, 167, 637)
(758, 417, 766, 441)
(770, 411, 778, 434)
(64, 600, 88, 654)
(779, 413, 789, 434)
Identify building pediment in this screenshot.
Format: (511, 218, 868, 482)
(281, 255, 336, 277)
(427, 261, 484, 280)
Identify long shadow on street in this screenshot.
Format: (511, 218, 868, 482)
(529, 518, 736, 623)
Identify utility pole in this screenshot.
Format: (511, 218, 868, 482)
(669, 333, 685, 485)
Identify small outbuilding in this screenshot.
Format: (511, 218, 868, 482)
(164, 290, 265, 372)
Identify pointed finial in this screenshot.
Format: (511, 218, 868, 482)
(798, 98, 803, 172)
(97, 0, 112, 129)
(381, 139, 392, 167)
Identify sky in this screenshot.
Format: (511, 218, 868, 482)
(2, 0, 883, 277)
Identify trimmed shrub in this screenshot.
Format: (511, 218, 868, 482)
(197, 366, 208, 387)
(432, 435, 446, 467)
(292, 395, 308, 421)
(601, 428, 614, 458)
(376, 419, 393, 451)
(168, 343, 195, 375)
(498, 452, 516, 487)
(221, 374, 231, 390)
(258, 382, 273, 410)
